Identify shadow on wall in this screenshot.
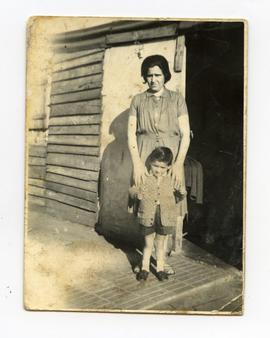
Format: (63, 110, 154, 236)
(96, 109, 141, 244)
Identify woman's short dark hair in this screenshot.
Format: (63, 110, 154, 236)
(146, 146, 173, 168)
(141, 55, 171, 83)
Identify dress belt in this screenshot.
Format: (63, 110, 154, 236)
(136, 132, 180, 140)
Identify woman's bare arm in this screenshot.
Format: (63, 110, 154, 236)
(128, 115, 146, 186)
(176, 114, 190, 165)
(172, 114, 190, 190)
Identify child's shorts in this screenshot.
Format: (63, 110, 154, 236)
(140, 205, 175, 236)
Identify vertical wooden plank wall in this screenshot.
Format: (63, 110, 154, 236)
(45, 48, 105, 226)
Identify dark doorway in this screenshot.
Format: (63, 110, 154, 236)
(185, 23, 244, 269)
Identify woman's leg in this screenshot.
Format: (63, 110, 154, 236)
(173, 216, 184, 253)
(141, 233, 155, 271)
(163, 218, 184, 274)
(165, 216, 184, 255)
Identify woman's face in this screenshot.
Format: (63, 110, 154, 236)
(146, 65, 165, 93)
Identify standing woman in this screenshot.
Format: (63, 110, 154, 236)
(128, 55, 190, 268)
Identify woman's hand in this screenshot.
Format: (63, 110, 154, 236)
(133, 160, 147, 187)
(171, 162, 185, 191)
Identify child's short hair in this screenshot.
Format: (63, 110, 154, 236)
(146, 147, 173, 167)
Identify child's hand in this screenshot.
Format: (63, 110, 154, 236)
(129, 185, 143, 201)
(174, 189, 187, 203)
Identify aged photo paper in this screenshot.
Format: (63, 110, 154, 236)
(24, 17, 246, 314)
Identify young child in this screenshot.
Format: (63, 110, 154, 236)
(129, 147, 180, 282)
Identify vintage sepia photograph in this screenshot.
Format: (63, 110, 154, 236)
(24, 17, 246, 314)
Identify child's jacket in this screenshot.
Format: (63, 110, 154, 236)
(129, 174, 178, 228)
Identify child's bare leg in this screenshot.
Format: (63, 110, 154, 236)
(141, 233, 155, 271)
(155, 234, 166, 272)
(163, 234, 169, 256)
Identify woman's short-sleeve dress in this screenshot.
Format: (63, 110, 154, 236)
(129, 87, 189, 217)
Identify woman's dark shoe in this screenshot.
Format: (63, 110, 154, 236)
(164, 263, 175, 275)
(156, 271, 168, 281)
(133, 265, 140, 273)
(137, 270, 149, 281)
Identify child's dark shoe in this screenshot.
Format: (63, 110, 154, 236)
(156, 271, 168, 281)
(137, 270, 149, 281)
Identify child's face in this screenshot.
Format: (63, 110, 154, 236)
(150, 160, 170, 178)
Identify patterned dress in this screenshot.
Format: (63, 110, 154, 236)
(129, 87, 189, 217)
